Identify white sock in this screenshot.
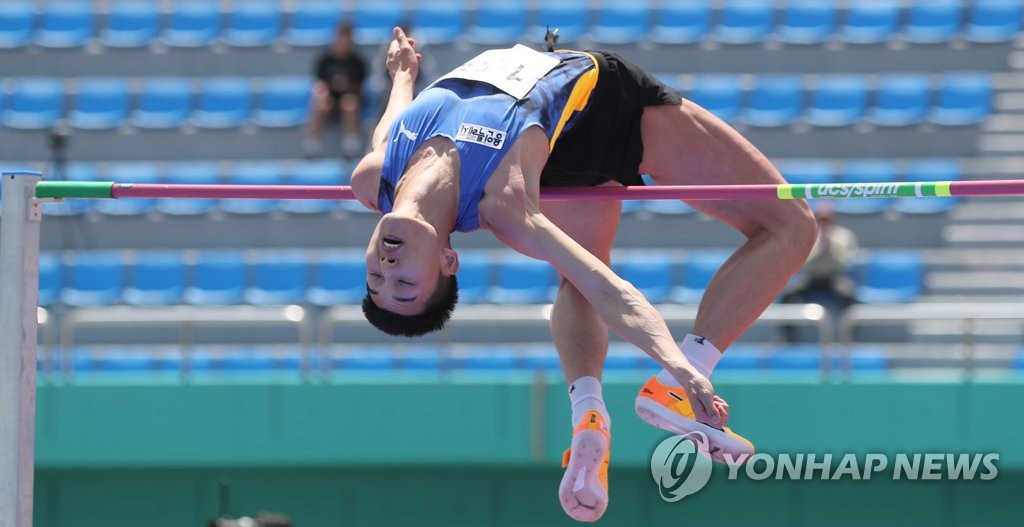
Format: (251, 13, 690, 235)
(656, 333, 723, 386)
(568, 376, 610, 427)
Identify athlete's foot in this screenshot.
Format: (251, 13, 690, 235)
(559, 410, 610, 522)
(635, 375, 755, 464)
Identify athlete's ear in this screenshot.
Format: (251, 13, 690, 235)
(440, 248, 459, 276)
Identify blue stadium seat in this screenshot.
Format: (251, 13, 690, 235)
(643, 200, 695, 215)
(834, 345, 889, 373)
(687, 75, 743, 122)
(220, 161, 282, 214)
(650, 0, 710, 44)
(451, 345, 520, 371)
(520, 344, 560, 372)
(840, 1, 900, 44)
(72, 347, 174, 375)
(1013, 350, 1024, 372)
(741, 75, 804, 127)
(94, 162, 160, 216)
(156, 162, 220, 216)
(777, 1, 837, 44)
(868, 74, 931, 127)
(123, 251, 185, 306)
(280, 160, 345, 214)
(529, 0, 589, 44)
(35, 1, 93, 48)
(281, 1, 341, 47)
(412, 1, 467, 45)
(903, 0, 961, 44)
(245, 253, 309, 305)
(222, 1, 280, 47)
(855, 250, 922, 303)
(352, 0, 402, 46)
(38, 253, 62, 307)
(68, 78, 129, 130)
(190, 347, 286, 375)
(965, 0, 1021, 43)
(605, 343, 647, 371)
(467, 1, 527, 45)
(928, 73, 992, 126)
(779, 160, 834, 185)
(100, 2, 159, 48)
(767, 345, 822, 372)
(161, 2, 220, 47)
(0, 2, 35, 49)
(130, 77, 192, 129)
(61, 251, 125, 306)
(2, 78, 64, 130)
(488, 256, 555, 304)
(190, 77, 252, 129)
(716, 347, 763, 372)
(805, 75, 868, 127)
(714, 0, 774, 45)
(330, 346, 395, 372)
(672, 250, 730, 303)
(183, 251, 248, 305)
(613, 258, 673, 304)
(894, 159, 961, 215)
(400, 346, 443, 372)
(43, 163, 97, 216)
(306, 251, 365, 306)
(456, 253, 491, 305)
(252, 76, 310, 128)
(590, 1, 651, 44)
(833, 160, 896, 214)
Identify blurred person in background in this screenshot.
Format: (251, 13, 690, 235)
(304, 22, 368, 159)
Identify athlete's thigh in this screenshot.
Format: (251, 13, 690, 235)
(540, 186, 621, 266)
(638, 102, 811, 237)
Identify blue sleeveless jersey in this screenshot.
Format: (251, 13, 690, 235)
(379, 50, 598, 232)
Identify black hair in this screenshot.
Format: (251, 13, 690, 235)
(362, 274, 459, 337)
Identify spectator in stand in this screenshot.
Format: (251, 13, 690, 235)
(304, 22, 368, 159)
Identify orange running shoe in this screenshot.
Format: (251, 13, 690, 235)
(635, 375, 755, 464)
(559, 410, 610, 522)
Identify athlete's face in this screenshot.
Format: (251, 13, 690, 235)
(365, 214, 456, 315)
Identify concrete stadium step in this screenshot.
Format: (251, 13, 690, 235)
(949, 201, 1024, 222)
(908, 320, 1024, 346)
(944, 224, 1024, 246)
(920, 248, 1024, 271)
(925, 270, 1024, 295)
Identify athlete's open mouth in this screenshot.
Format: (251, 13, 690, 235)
(382, 237, 403, 249)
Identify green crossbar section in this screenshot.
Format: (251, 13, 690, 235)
(35, 181, 114, 199)
(777, 181, 952, 200)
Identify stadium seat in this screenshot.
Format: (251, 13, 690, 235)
(467, 1, 527, 45)
(672, 250, 730, 303)
(835, 345, 889, 373)
(222, 1, 280, 47)
(903, 0, 961, 44)
(867, 74, 931, 127)
(161, 2, 220, 47)
(741, 75, 804, 127)
(487, 256, 555, 304)
(156, 162, 220, 216)
(330, 346, 395, 372)
(965, 0, 1021, 43)
(352, 0, 402, 46)
(894, 159, 961, 215)
(833, 160, 896, 214)
(183, 251, 248, 305)
(38, 253, 62, 307)
(716, 346, 763, 372)
(252, 76, 311, 128)
(245, 253, 309, 305)
(0, 2, 35, 49)
(714, 0, 774, 45)
(605, 343, 647, 371)
(130, 77, 192, 129)
(399, 346, 443, 372)
(855, 250, 922, 303)
(451, 345, 520, 371)
(529, 0, 589, 44)
(928, 73, 992, 126)
(279, 160, 345, 214)
(72, 347, 171, 375)
(643, 200, 695, 215)
(35, 1, 93, 48)
(68, 78, 129, 130)
(687, 75, 743, 122)
(613, 258, 673, 304)
(840, 1, 900, 44)
(456, 253, 491, 304)
(412, 1, 467, 45)
(2, 78, 64, 130)
(779, 160, 834, 185)
(306, 251, 365, 306)
(61, 251, 125, 306)
(805, 75, 868, 127)
(220, 161, 282, 214)
(123, 251, 186, 305)
(281, 1, 342, 47)
(776, 1, 837, 44)
(650, 0, 711, 44)
(100, 2, 159, 48)
(520, 344, 560, 372)
(590, 1, 651, 44)
(43, 163, 97, 216)
(94, 162, 160, 216)
(1013, 350, 1024, 372)
(190, 77, 252, 129)
(767, 345, 822, 372)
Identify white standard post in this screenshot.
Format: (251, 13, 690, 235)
(0, 171, 43, 527)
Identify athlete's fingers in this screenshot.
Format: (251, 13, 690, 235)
(416, 53, 422, 61)
(407, 37, 416, 47)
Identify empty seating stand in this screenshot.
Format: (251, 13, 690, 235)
(282, 1, 341, 47)
(714, 0, 774, 45)
(776, 1, 836, 44)
(221, 1, 281, 47)
(68, 78, 129, 130)
(590, 1, 651, 45)
(412, 2, 466, 45)
(965, 0, 1022, 43)
(650, 0, 710, 44)
(840, 1, 900, 44)
(100, 2, 159, 48)
(0, 2, 34, 49)
(855, 250, 923, 303)
(161, 2, 220, 48)
(467, 1, 527, 45)
(2, 78, 64, 130)
(35, 1, 93, 48)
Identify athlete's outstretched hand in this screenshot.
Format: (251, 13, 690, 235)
(386, 27, 422, 82)
(673, 365, 725, 427)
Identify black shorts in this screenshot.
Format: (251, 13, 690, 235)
(540, 51, 682, 188)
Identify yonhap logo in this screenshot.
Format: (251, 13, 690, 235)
(650, 432, 713, 502)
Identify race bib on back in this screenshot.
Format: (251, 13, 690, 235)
(432, 45, 560, 99)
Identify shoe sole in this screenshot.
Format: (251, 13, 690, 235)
(635, 396, 754, 464)
(559, 428, 608, 522)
